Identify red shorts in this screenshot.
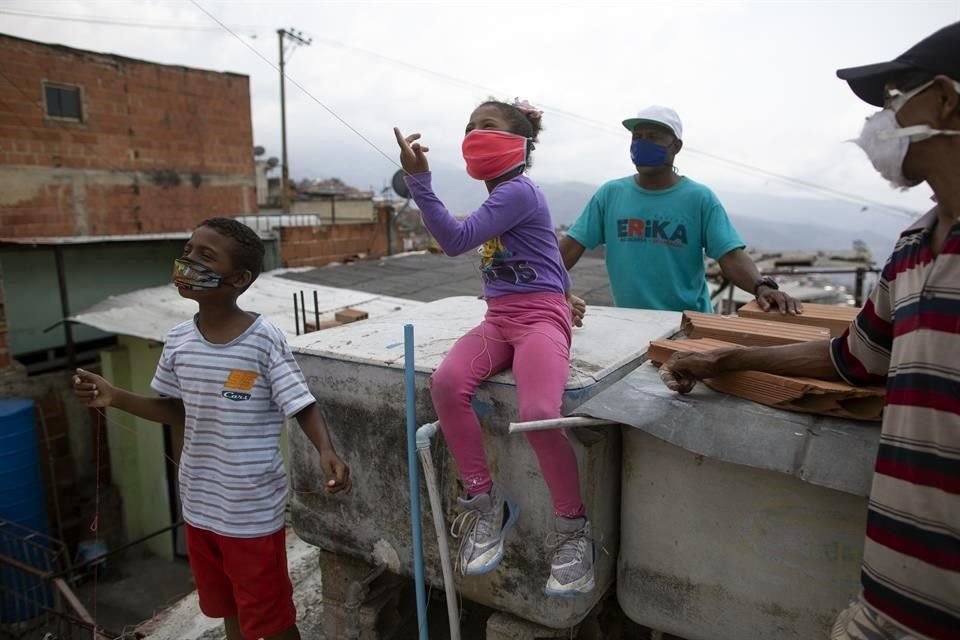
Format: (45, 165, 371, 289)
(185, 523, 296, 639)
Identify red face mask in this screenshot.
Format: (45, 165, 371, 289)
(461, 130, 528, 181)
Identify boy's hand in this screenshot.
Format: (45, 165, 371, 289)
(319, 451, 352, 495)
(393, 128, 430, 175)
(566, 292, 586, 328)
(73, 368, 115, 407)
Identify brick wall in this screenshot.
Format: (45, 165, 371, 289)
(280, 206, 395, 268)
(0, 34, 256, 237)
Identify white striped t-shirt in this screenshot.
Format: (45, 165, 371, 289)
(151, 315, 315, 538)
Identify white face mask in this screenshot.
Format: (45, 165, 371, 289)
(852, 79, 960, 190)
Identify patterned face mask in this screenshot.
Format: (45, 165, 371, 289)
(173, 257, 227, 290)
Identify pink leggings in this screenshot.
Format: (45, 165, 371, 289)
(430, 292, 585, 518)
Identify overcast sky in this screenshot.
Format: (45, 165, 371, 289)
(3, 1, 959, 218)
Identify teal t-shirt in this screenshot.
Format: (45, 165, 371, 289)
(568, 176, 744, 312)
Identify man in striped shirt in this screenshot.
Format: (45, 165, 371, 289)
(74, 218, 351, 640)
(659, 22, 960, 640)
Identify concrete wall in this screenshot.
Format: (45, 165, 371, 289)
(100, 336, 173, 559)
(0, 34, 256, 237)
(291, 199, 376, 223)
(278, 206, 394, 268)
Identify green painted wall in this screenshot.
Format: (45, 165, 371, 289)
(100, 336, 172, 560)
(2, 241, 185, 356)
(1, 236, 280, 357)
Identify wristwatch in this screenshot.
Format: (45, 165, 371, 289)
(753, 276, 779, 296)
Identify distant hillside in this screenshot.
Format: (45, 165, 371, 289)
(417, 166, 906, 259)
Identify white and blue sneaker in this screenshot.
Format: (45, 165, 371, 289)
(450, 486, 519, 576)
(544, 516, 595, 597)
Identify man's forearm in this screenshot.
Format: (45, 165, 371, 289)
(716, 340, 841, 380)
(718, 248, 763, 294)
(559, 236, 585, 271)
(111, 390, 185, 426)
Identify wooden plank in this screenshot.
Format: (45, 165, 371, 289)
(681, 311, 830, 347)
(738, 301, 860, 337)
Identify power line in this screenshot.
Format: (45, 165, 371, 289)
(3, 4, 922, 218)
(187, 0, 406, 176)
(0, 7, 260, 35)
(300, 35, 920, 219)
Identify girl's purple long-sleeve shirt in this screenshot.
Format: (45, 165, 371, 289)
(405, 172, 571, 299)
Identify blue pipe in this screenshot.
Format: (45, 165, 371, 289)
(405, 323, 428, 639)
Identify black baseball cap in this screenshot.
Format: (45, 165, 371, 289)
(837, 21, 960, 107)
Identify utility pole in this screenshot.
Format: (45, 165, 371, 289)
(277, 28, 311, 213)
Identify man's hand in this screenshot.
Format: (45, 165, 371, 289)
(393, 128, 430, 175)
(319, 450, 352, 495)
(658, 350, 728, 394)
(73, 368, 114, 408)
(756, 286, 803, 316)
(566, 292, 586, 328)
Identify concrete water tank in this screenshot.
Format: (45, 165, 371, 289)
(288, 297, 679, 628)
(574, 364, 879, 640)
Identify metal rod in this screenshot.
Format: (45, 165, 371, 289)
(300, 290, 307, 331)
(854, 268, 866, 306)
(313, 290, 320, 330)
(293, 293, 300, 336)
(508, 416, 620, 434)
(278, 29, 290, 214)
(53, 246, 76, 369)
(416, 422, 461, 640)
(404, 324, 428, 639)
(759, 268, 881, 276)
(0, 553, 54, 579)
(52, 520, 185, 579)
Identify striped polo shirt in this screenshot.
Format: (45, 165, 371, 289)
(830, 209, 960, 639)
(151, 315, 316, 538)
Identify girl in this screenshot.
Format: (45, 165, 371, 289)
(393, 99, 593, 597)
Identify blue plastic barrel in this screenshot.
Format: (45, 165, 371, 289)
(0, 398, 51, 622)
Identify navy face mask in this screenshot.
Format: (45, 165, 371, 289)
(630, 138, 669, 167)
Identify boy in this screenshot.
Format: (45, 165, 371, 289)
(74, 217, 350, 640)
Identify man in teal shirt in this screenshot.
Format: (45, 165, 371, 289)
(561, 105, 800, 314)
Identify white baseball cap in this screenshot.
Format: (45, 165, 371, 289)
(622, 105, 683, 140)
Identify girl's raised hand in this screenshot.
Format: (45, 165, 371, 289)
(393, 127, 430, 175)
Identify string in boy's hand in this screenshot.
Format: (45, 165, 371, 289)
(320, 451, 352, 495)
(73, 368, 115, 408)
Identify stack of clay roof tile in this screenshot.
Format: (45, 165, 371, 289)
(737, 300, 860, 337)
(649, 304, 884, 422)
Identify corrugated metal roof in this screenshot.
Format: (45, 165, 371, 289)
(71, 269, 422, 343)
